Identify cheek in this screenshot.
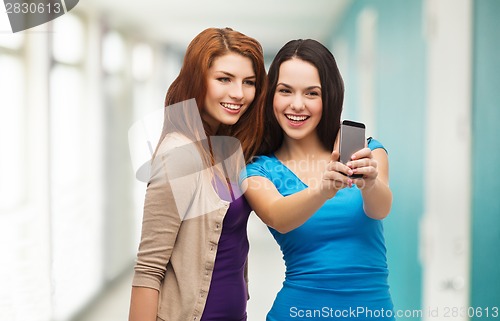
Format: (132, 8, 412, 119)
(273, 106, 279, 121)
(311, 100, 323, 117)
(273, 94, 287, 113)
(245, 86, 256, 102)
(206, 81, 223, 100)
(273, 95, 283, 119)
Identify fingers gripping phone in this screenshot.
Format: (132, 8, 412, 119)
(339, 120, 366, 178)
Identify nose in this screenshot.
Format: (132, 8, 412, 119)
(229, 83, 244, 101)
(290, 95, 305, 111)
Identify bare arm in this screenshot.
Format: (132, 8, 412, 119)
(244, 151, 352, 233)
(129, 287, 159, 321)
(348, 148, 392, 219)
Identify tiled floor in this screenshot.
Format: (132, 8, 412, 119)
(74, 214, 285, 321)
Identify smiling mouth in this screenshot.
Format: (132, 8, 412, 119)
(285, 114, 310, 122)
(221, 102, 243, 111)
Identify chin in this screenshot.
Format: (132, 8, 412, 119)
(222, 121, 239, 127)
(284, 129, 311, 141)
(220, 117, 241, 126)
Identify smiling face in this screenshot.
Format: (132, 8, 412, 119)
(273, 58, 323, 143)
(202, 52, 257, 132)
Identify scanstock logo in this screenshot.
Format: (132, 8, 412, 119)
(4, 0, 79, 33)
(128, 99, 248, 220)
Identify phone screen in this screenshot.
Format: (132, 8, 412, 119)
(339, 120, 366, 165)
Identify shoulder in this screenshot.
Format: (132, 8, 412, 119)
(249, 154, 276, 166)
(153, 133, 205, 179)
(247, 154, 280, 171)
(158, 132, 195, 152)
(367, 137, 388, 154)
(243, 154, 278, 180)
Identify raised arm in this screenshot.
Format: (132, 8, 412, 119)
(243, 151, 352, 233)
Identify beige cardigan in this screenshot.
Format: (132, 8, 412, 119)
(132, 133, 249, 321)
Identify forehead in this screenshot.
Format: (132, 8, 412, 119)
(210, 53, 254, 74)
(278, 58, 320, 85)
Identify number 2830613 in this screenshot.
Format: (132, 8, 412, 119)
(5, 2, 62, 14)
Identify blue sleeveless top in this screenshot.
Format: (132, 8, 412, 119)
(244, 138, 394, 320)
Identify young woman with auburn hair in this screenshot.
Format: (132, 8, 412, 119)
(163, 27, 266, 160)
(129, 27, 266, 321)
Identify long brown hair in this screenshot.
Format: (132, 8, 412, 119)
(259, 39, 344, 155)
(160, 27, 266, 162)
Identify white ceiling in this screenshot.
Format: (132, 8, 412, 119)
(83, 0, 352, 55)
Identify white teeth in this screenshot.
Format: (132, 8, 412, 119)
(286, 114, 308, 121)
(221, 103, 242, 110)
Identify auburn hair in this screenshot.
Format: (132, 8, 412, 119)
(162, 27, 267, 162)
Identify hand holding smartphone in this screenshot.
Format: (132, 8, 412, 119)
(339, 120, 366, 178)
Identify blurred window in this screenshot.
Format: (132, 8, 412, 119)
(103, 31, 125, 74)
(0, 39, 25, 211)
(132, 42, 153, 81)
(52, 13, 84, 64)
(0, 33, 24, 50)
(50, 13, 103, 321)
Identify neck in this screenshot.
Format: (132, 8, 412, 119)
(203, 122, 219, 137)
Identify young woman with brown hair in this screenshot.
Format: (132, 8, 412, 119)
(243, 39, 394, 320)
(128, 27, 266, 321)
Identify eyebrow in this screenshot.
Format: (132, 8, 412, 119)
(277, 82, 321, 90)
(215, 71, 256, 79)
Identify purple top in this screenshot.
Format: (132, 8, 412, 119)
(200, 180, 251, 321)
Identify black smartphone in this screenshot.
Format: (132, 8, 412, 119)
(339, 120, 366, 178)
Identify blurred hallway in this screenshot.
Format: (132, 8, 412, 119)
(73, 270, 133, 321)
(2, 0, 500, 320)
